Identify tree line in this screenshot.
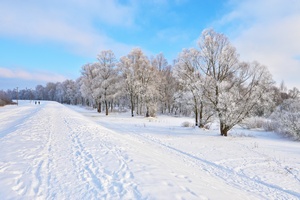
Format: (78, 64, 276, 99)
(1, 29, 300, 137)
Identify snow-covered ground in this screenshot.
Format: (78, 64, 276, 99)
(0, 101, 299, 199)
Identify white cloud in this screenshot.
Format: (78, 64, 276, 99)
(0, 0, 135, 56)
(0, 68, 66, 83)
(215, 0, 300, 88)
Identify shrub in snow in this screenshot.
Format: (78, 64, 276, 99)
(231, 132, 254, 138)
(240, 117, 277, 132)
(203, 123, 211, 130)
(240, 117, 268, 129)
(262, 120, 278, 132)
(181, 121, 194, 127)
(0, 90, 13, 106)
(0, 99, 5, 106)
(271, 99, 300, 139)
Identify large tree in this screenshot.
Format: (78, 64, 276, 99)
(197, 29, 274, 136)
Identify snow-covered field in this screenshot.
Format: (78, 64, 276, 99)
(0, 101, 299, 199)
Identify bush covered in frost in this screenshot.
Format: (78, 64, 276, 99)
(240, 117, 267, 129)
(271, 99, 300, 139)
(240, 117, 277, 132)
(181, 121, 194, 127)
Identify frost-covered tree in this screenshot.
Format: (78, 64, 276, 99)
(288, 87, 300, 99)
(74, 78, 83, 105)
(80, 63, 102, 111)
(157, 65, 178, 114)
(151, 52, 168, 71)
(46, 82, 57, 101)
(143, 64, 160, 117)
(174, 48, 214, 127)
(119, 50, 140, 117)
(174, 49, 201, 125)
(198, 29, 274, 136)
(96, 50, 119, 115)
(150, 53, 176, 114)
(54, 82, 64, 103)
(61, 79, 77, 104)
(119, 48, 159, 117)
(271, 99, 300, 139)
(35, 85, 45, 100)
(173, 89, 194, 116)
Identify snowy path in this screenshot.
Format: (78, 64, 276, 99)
(0, 101, 300, 199)
(0, 102, 141, 199)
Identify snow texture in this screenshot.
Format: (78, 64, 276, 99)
(0, 101, 299, 199)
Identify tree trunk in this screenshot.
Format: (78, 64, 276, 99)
(139, 97, 143, 116)
(131, 94, 135, 117)
(110, 100, 113, 112)
(146, 107, 149, 117)
(194, 105, 198, 127)
(199, 102, 204, 128)
(97, 102, 101, 113)
(220, 121, 229, 136)
(105, 100, 108, 116)
(136, 96, 139, 115)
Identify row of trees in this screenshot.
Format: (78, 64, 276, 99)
(4, 79, 81, 105)
(2, 29, 300, 137)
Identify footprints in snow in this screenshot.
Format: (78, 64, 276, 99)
(67, 121, 139, 199)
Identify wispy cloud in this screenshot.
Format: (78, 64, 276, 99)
(0, 67, 66, 83)
(214, 0, 300, 88)
(156, 28, 190, 43)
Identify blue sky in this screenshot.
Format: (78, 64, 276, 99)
(1, 0, 300, 90)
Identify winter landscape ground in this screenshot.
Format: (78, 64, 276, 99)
(0, 101, 299, 199)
